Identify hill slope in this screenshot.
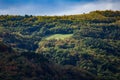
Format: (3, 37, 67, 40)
(0, 42, 96, 80)
(0, 10, 120, 80)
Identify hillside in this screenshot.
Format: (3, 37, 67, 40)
(0, 42, 95, 80)
(0, 10, 120, 80)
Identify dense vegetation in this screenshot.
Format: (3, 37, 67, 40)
(0, 10, 120, 80)
(0, 42, 95, 80)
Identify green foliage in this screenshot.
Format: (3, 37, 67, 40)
(0, 42, 95, 80)
(0, 10, 120, 80)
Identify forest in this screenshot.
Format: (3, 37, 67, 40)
(0, 10, 120, 80)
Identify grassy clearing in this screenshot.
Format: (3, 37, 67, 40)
(45, 34, 73, 40)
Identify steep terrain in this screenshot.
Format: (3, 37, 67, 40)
(0, 42, 95, 80)
(0, 10, 120, 80)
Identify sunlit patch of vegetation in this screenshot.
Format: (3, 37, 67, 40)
(45, 34, 73, 40)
